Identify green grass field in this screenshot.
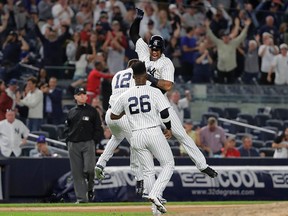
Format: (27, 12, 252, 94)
(0, 201, 276, 216)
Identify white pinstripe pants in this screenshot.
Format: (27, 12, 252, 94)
(131, 127, 174, 198)
(96, 109, 143, 180)
(168, 107, 208, 170)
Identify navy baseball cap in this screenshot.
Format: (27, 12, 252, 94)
(74, 87, 86, 95)
(8, 78, 18, 85)
(37, 135, 46, 143)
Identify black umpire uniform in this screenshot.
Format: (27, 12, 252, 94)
(65, 87, 103, 203)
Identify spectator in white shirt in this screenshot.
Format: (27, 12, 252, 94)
(0, 110, 30, 157)
(16, 77, 43, 131)
(168, 90, 191, 125)
(52, 0, 74, 26)
(268, 43, 288, 85)
(258, 32, 279, 84)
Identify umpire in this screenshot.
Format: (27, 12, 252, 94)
(65, 87, 103, 203)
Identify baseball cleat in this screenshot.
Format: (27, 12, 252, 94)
(201, 166, 218, 178)
(95, 165, 105, 180)
(88, 190, 95, 202)
(149, 196, 167, 214)
(136, 180, 144, 195)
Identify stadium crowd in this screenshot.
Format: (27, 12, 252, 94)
(0, 0, 288, 158)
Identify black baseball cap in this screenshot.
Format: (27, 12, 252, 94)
(74, 87, 86, 95)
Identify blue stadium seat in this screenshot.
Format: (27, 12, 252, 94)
(272, 108, 288, 120)
(40, 124, 59, 140)
(252, 140, 265, 149)
(237, 113, 255, 125)
(207, 107, 224, 117)
(258, 126, 277, 141)
(223, 107, 241, 119)
(201, 112, 219, 125)
(265, 140, 274, 148)
(265, 119, 284, 131)
(254, 114, 271, 127)
(259, 147, 275, 157)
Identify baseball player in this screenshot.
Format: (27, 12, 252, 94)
(111, 61, 174, 214)
(129, 8, 218, 178)
(95, 59, 144, 194)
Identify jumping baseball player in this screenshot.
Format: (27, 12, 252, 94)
(129, 8, 218, 178)
(111, 61, 174, 214)
(95, 59, 144, 193)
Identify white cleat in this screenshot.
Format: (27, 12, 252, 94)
(149, 196, 167, 214)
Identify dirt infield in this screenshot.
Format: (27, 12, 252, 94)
(0, 202, 287, 215)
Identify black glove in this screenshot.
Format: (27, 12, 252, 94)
(136, 8, 144, 20)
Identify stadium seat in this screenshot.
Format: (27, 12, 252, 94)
(207, 107, 224, 117)
(237, 113, 255, 125)
(201, 112, 219, 125)
(265, 140, 274, 148)
(57, 124, 66, 139)
(223, 107, 241, 119)
(30, 131, 49, 138)
(254, 114, 271, 127)
(235, 139, 242, 148)
(229, 118, 248, 134)
(62, 104, 75, 113)
(259, 147, 275, 157)
(265, 119, 284, 131)
(272, 108, 288, 120)
(284, 120, 288, 129)
(258, 126, 277, 141)
(114, 146, 130, 157)
(40, 124, 59, 140)
(170, 146, 181, 156)
(252, 140, 265, 149)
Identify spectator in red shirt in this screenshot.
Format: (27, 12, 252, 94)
(0, 80, 13, 121)
(86, 61, 113, 104)
(221, 136, 240, 158)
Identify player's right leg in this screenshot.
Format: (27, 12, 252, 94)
(169, 107, 217, 177)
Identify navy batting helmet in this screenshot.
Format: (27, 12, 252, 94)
(148, 35, 165, 52)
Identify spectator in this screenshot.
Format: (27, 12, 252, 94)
(258, 32, 279, 84)
(37, 0, 53, 22)
(180, 26, 198, 83)
(143, 19, 161, 43)
(167, 3, 181, 34)
(221, 136, 240, 158)
(272, 127, 288, 158)
(66, 31, 81, 66)
(29, 135, 55, 158)
(16, 77, 43, 131)
(0, 109, 30, 157)
(86, 61, 113, 104)
(199, 117, 227, 157)
(268, 43, 288, 85)
(34, 15, 70, 78)
(258, 15, 280, 44)
(238, 135, 260, 157)
(36, 68, 49, 84)
(47, 77, 63, 124)
(168, 89, 191, 125)
(182, 4, 205, 29)
(92, 0, 108, 27)
(2, 30, 29, 65)
(179, 119, 201, 156)
(102, 20, 127, 74)
(193, 41, 213, 83)
(0, 79, 13, 121)
(52, 0, 74, 26)
(75, 3, 92, 31)
(156, 9, 171, 42)
(242, 39, 260, 84)
(205, 18, 251, 83)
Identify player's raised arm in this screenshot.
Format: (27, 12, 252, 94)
(129, 8, 144, 45)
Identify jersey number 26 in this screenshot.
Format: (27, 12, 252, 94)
(128, 95, 151, 114)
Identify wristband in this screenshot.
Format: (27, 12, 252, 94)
(147, 74, 159, 86)
(163, 121, 171, 130)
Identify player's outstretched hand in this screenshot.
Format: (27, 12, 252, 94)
(136, 8, 144, 20)
(163, 129, 172, 139)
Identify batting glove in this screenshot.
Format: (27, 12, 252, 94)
(136, 8, 144, 20)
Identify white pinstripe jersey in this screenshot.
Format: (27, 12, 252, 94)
(112, 85, 170, 131)
(135, 38, 175, 83)
(109, 68, 135, 107)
